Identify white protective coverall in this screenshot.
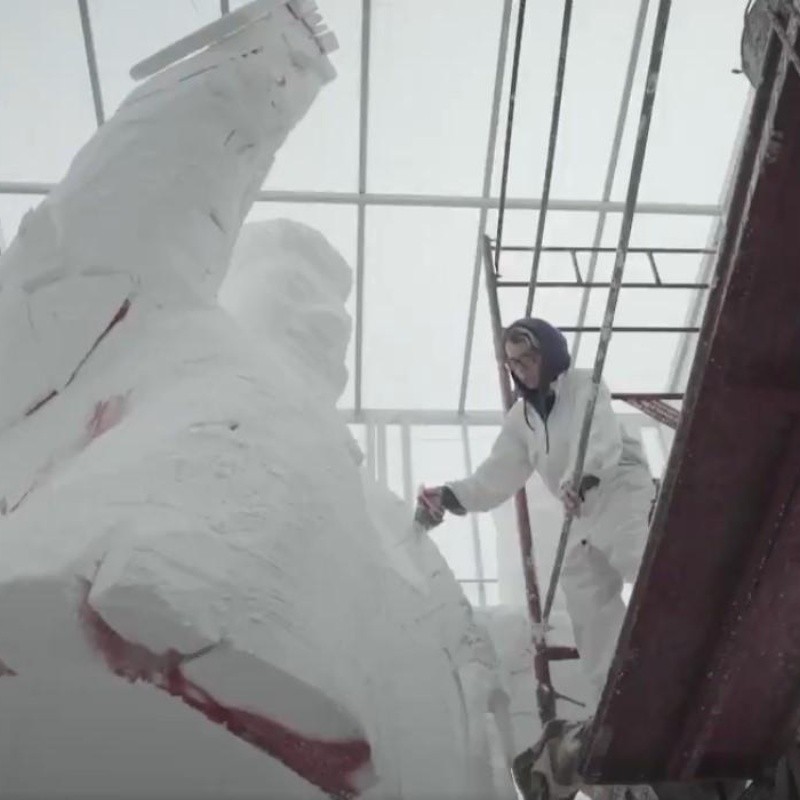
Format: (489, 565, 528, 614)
(447, 367, 655, 705)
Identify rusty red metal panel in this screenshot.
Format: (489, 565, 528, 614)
(668, 425, 800, 778)
(582, 23, 800, 785)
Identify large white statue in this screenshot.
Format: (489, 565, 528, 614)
(0, 2, 513, 797)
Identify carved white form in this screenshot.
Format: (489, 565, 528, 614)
(0, 3, 513, 798)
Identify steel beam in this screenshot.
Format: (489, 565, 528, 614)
(461, 424, 487, 606)
(354, 0, 371, 413)
(340, 398, 683, 428)
(400, 422, 412, 504)
(77, 0, 105, 127)
(498, 281, 708, 290)
(495, 245, 714, 254)
(0, 182, 723, 217)
(526, 0, 574, 316)
(459, 0, 514, 413)
(494, 0, 529, 270)
(341, 408, 504, 426)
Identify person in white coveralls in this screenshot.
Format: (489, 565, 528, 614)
(417, 317, 655, 706)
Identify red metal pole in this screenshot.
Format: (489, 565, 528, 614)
(482, 234, 558, 724)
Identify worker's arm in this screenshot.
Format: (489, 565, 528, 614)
(446, 404, 535, 513)
(562, 374, 622, 492)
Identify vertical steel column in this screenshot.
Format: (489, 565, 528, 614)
(525, 0, 574, 316)
(494, 0, 530, 271)
(461, 425, 487, 607)
(459, 0, 514, 412)
(365, 421, 376, 481)
(354, 0, 371, 412)
(77, 0, 105, 127)
(376, 422, 388, 489)
(401, 422, 413, 505)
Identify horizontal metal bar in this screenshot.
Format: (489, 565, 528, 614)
(270, 193, 719, 216)
(341, 398, 682, 427)
(546, 646, 581, 662)
(0, 182, 53, 195)
(614, 392, 683, 401)
(497, 281, 709, 290)
(457, 578, 500, 584)
(494, 245, 716, 255)
(558, 326, 699, 333)
(0, 181, 723, 216)
(343, 409, 506, 426)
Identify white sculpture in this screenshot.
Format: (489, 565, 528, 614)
(0, 2, 513, 798)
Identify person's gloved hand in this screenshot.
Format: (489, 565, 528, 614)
(414, 485, 467, 530)
(558, 475, 600, 517)
(415, 485, 445, 529)
(559, 480, 581, 517)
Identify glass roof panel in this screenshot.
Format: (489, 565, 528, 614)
(489, 1, 750, 206)
(367, 0, 505, 195)
(617, 0, 752, 204)
(361, 205, 480, 409)
(489, 0, 648, 200)
(89, 0, 219, 116)
(0, 1, 96, 182)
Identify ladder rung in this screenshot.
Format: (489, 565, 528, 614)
(545, 646, 580, 661)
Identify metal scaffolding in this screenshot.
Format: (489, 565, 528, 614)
(479, 0, 691, 725)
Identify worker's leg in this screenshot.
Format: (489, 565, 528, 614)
(561, 470, 655, 706)
(560, 542, 626, 708)
(598, 469, 655, 583)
